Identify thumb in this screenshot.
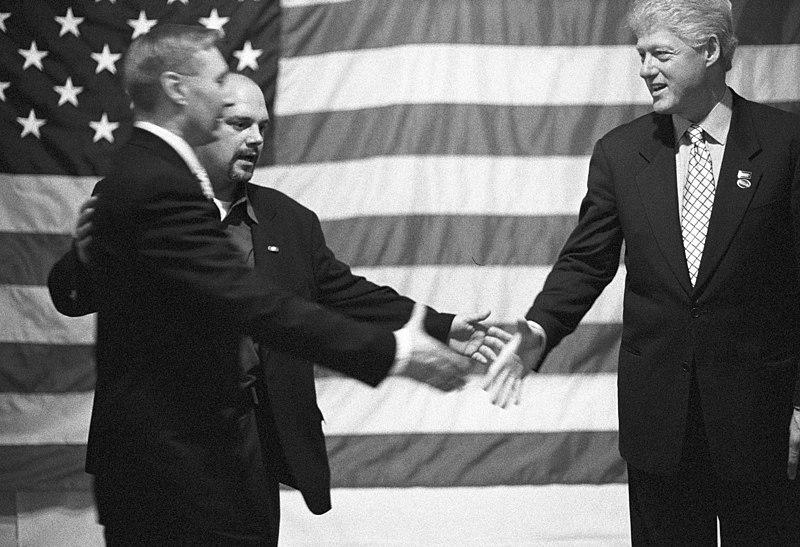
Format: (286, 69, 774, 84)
(463, 309, 491, 323)
(404, 302, 428, 331)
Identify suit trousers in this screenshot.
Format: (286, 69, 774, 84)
(627, 369, 800, 546)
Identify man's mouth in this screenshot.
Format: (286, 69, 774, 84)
(236, 151, 258, 164)
(650, 83, 667, 96)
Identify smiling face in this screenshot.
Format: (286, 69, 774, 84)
(636, 30, 719, 122)
(195, 75, 269, 199)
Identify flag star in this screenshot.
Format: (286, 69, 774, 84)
(90, 112, 120, 143)
(55, 7, 84, 37)
(0, 81, 9, 101)
(91, 44, 122, 74)
(0, 12, 10, 32)
(18, 41, 48, 71)
(199, 9, 230, 36)
(232, 41, 263, 71)
(17, 109, 46, 138)
(54, 77, 83, 107)
(128, 10, 157, 40)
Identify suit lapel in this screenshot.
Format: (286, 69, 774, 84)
(694, 94, 761, 290)
(635, 116, 693, 294)
(246, 185, 279, 272)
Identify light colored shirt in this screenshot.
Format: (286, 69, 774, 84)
(672, 87, 733, 213)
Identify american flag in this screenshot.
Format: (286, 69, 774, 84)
(1, 0, 799, 545)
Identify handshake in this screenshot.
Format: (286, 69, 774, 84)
(390, 303, 548, 408)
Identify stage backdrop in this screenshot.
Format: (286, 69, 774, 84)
(1, 1, 799, 545)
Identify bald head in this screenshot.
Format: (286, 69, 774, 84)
(195, 74, 270, 200)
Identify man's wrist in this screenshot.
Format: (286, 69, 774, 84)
(389, 328, 412, 375)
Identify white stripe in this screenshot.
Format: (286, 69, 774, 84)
(276, 44, 800, 115)
(5, 265, 624, 345)
(0, 175, 97, 234)
(252, 155, 591, 220)
(12, 485, 630, 545)
(347, 265, 625, 325)
(0, 374, 616, 445)
(280, 485, 630, 546)
(1, 285, 95, 344)
(0, 392, 92, 445)
(281, 0, 351, 6)
(318, 373, 618, 434)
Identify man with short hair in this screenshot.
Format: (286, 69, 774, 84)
(49, 24, 482, 545)
(52, 72, 505, 546)
(486, 0, 800, 543)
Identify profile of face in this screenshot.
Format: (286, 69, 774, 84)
(636, 30, 716, 121)
(196, 75, 269, 196)
(180, 46, 231, 146)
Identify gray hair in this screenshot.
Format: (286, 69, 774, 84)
(122, 24, 222, 112)
(627, 0, 738, 71)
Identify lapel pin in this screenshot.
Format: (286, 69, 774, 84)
(267, 245, 279, 253)
(736, 179, 751, 189)
(737, 170, 752, 179)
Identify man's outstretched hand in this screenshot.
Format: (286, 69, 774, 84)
(482, 319, 546, 408)
(391, 303, 474, 392)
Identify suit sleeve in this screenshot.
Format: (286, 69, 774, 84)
(92, 182, 396, 385)
(47, 243, 97, 317)
(526, 138, 624, 368)
(308, 211, 454, 343)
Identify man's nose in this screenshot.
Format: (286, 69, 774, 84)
(246, 125, 264, 145)
(639, 54, 657, 78)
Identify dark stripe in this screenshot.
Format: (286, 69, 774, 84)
(281, 0, 800, 58)
(0, 431, 623, 490)
(274, 104, 653, 163)
(315, 322, 621, 377)
(0, 444, 91, 490)
(0, 232, 72, 285)
(0, 343, 95, 393)
(321, 215, 579, 267)
(274, 102, 800, 164)
(327, 431, 625, 487)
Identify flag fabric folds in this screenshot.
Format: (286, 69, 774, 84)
(1, 0, 799, 544)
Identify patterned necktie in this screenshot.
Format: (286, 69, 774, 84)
(681, 124, 715, 286)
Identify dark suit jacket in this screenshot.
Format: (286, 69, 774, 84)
(47, 128, 399, 534)
(527, 92, 800, 481)
(245, 185, 453, 514)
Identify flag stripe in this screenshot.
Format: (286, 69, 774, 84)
(279, 485, 630, 546)
(0, 343, 95, 393)
(280, 0, 800, 54)
(275, 45, 800, 115)
(0, 431, 623, 490)
(281, 0, 635, 56)
(0, 322, 620, 396)
(1, 286, 95, 344)
(255, 156, 592, 220)
(0, 374, 617, 446)
(0, 232, 71, 285)
(271, 104, 653, 163)
(4, 266, 622, 345)
(0, 175, 96, 234)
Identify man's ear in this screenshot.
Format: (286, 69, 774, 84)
(704, 35, 722, 67)
(160, 72, 186, 105)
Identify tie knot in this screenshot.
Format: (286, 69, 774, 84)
(687, 124, 704, 145)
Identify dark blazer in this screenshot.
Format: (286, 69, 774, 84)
(527, 92, 800, 481)
(47, 128, 399, 535)
(245, 185, 453, 514)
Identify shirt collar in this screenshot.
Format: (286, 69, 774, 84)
(672, 87, 733, 146)
(217, 193, 259, 224)
(134, 121, 208, 178)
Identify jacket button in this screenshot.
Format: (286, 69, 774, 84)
(690, 307, 701, 318)
(682, 361, 690, 372)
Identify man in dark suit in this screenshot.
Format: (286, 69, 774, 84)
(47, 24, 482, 545)
(52, 73, 504, 545)
(484, 0, 800, 544)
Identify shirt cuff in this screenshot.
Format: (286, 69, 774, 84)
(389, 328, 412, 375)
